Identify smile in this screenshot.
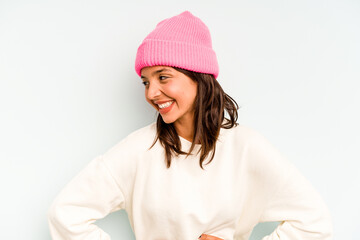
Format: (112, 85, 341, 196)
(157, 101, 175, 114)
(158, 101, 174, 109)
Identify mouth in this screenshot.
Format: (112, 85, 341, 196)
(156, 100, 174, 114)
(157, 101, 174, 109)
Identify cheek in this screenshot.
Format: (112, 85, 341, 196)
(162, 82, 196, 105)
(161, 85, 179, 101)
(185, 84, 197, 103)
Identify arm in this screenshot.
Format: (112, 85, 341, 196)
(47, 156, 126, 239)
(260, 163, 333, 239)
(246, 129, 333, 239)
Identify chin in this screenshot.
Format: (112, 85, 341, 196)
(160, 115, 176, 124)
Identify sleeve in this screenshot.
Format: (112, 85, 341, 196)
(246, 129, 333, 240)
(47, 155, 126, 240)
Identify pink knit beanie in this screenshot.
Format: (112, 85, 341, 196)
(135, 11, 219, 79)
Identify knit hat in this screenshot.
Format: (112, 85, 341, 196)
(135, 11, 219, 79)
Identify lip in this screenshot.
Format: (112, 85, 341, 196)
(154, 100, 174, 105)
(158, 101, 175, 114)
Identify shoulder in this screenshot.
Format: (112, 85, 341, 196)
(122, 122, 157, 145)
(218, 123, 267, 146)
(102, 122, 157, 159)
(95, 123, 157, 197)
(99, 122, 157, 183)
(218, 123, 288, 167)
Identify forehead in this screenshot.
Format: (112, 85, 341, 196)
(141, 66, 175, 77)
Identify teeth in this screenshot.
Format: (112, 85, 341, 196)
(158, 101, 173, 109)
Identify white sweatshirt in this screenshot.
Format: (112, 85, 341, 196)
(47, 122, 333, 240)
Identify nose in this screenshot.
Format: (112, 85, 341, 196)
(146, 81, 161, 100)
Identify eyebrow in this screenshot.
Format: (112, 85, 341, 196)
(141, 68, 172, 79)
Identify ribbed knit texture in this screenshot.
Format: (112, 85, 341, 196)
(135, 11, 219, 78)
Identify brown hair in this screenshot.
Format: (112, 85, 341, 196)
(150, 67, 239, 169)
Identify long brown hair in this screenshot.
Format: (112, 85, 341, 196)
(150, 67, 239, 169)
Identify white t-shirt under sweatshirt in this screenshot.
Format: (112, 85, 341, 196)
(47, 122, 333, 240)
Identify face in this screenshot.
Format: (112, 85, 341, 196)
(141, 66, 198, 127)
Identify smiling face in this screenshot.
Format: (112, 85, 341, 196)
(141, 65, 198, 129)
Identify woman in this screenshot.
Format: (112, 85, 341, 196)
(47, 11, 333, 240)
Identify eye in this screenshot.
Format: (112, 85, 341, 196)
(142, 81, 149, 87)
(159, 76, 168, 80)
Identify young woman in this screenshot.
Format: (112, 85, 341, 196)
(47, 11, 333, 240)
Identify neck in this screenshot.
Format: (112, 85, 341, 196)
(174, 123, 193, 142)
(173, 117, 196, 143)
